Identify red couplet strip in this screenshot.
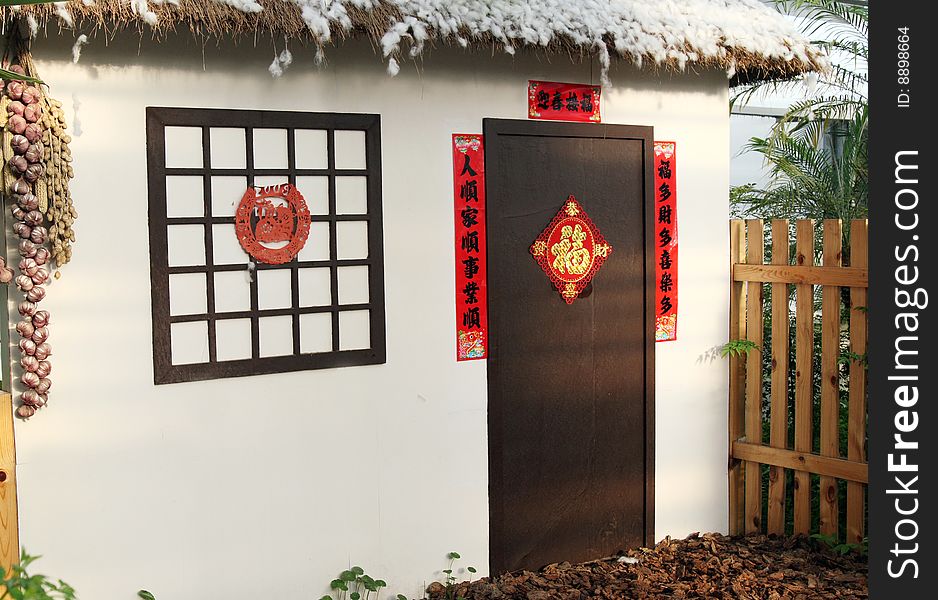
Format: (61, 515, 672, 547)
(453, 134, 488, 361)
(654, 141, 678, 342)
(528, 80, 601, 123)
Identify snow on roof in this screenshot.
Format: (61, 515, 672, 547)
(6, 0, 827, 84)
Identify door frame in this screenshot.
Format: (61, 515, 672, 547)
(483, 118, 657, 557)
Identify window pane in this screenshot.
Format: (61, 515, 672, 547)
(167, 225, 205, 267)
(334, 130, 366, 169)
(210, 127, 247, 169)
(164, 126, 203, 168)
(339, 310, 370, 350)
(253, 128, 289, 169)
(170, 321, 208, 365)
(215, 318, 253, 361)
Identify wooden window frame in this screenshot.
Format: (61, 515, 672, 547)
(146, 107, 386, 384)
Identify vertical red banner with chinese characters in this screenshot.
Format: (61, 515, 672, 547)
(654, 141, 678, 342)
(528, 80, 601, 122)
(453, 134, 488, 360)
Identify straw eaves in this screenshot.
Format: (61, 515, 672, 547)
(4, 0, 827, 84)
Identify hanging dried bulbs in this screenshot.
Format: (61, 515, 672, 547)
(20, 355, 39, 373)
(0, 257, 12, 284)
(34, 343, 52, 361)
(2, 54, 70, 420)
(18, 338, 36, 356)
(16, 405, 36, 419)
(36, 361, 51, 378)
(21, 371, 40, 389)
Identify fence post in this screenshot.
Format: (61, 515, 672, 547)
(744, 219, 764, 534)
(767, 220, 789, 534)
(728, 220, 747, 535)
(819, 219, 843, 536)
(0, 391, 18, 573)
(846, 220, 868, 544)
(793, 220, 815, 535)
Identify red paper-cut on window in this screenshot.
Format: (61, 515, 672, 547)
(235, 183, 312, 265)
(530, 196, 612, 304)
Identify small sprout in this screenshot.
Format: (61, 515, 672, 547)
(138, 592, 157, 600)
(448, 552, 461, 560)
(467, 567, 477, 574)
(442, 569, 452, 575)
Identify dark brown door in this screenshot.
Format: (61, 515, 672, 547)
(484, 119, 655, 573)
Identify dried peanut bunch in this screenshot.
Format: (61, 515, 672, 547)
(2, 63, 53, 420)
(39, 94, 76, 266)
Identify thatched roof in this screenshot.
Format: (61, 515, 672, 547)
(5, 0, 827, 84)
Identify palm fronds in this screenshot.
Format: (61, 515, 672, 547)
(732, 1, 868, 221)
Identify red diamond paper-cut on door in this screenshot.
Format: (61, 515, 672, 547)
(530, 196, 612, 304)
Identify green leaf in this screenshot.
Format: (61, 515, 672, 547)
(320, 596, 334, 600)
(340, 570, 357, 582)
(467, 567, 477, 573)
(0, 67, 42, 85)
(138, 592, 157, 600)
(718, 339, 759, 358)
(331, 579, 345, 590)
(375, 580, 387, 587)
(396, 595, 408, 600)
(351, 566, 365, 576)
(447, 552, 461, 560)
(351, 593, 361, 600)
(442, 569, 452, 575)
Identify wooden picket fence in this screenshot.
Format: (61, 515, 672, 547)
(728, 219, 868, 544)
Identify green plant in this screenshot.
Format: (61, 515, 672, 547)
(719, 339, 760, 358)
(321, 566, 387, 600)
(441, 552, 477, 600)
(137, 591, 156, 600)
(810, 532, 868, 557)
(0, 552, 76, 600)
(731, 1, 868, 222)
(837, 350, 867, 367)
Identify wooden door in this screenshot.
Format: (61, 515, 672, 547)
(484, 119, 655, 573)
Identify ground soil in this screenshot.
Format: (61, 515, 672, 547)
(427, 533, 867, 599)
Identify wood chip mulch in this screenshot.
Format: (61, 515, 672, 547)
(427, 533, 867, 599)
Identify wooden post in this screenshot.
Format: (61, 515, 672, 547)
(744, 219, 764, 534)
(728, 220, 747, 535)
(0, 392, 18, 573)
(767, 220, 789, 535)
(819, 220, 842, 536)
(792, 220, 814, 535)
(846, 220, 868, 544)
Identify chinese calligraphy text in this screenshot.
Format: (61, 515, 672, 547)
(654, 141, 678, 341)
(453, 134, 488, 360)
(528, 80, 601, 123)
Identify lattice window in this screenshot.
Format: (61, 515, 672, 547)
(146, 108, 386, 384)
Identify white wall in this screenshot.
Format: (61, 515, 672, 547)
(13, 34, 729, 599)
